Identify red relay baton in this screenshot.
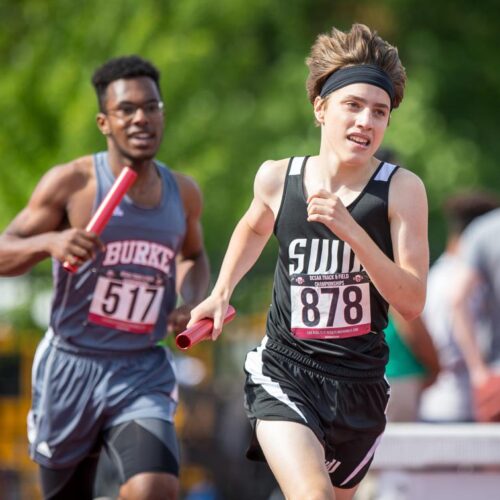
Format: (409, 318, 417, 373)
(175, 305, 237, 350)
(63, 166, 138, 273)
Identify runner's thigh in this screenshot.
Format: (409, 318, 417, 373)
(103, 418, 180, 483)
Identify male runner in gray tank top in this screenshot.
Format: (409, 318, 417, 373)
(0, 55, 209, 500)
(189, 24, 429, 500)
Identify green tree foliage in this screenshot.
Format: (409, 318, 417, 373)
(1, 0, 499, 311)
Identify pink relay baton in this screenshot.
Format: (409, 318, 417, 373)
(63, 166, 138, 273)
(175, 305, 237, 350)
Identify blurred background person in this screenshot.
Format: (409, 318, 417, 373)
(449, 202, 500, 422)
(419, 192, 500, 423)
(375, 190, 499, 500)
(384, 310, 439, 422)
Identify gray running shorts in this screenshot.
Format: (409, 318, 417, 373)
(28, 331, 178, 468)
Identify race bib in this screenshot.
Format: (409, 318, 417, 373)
(88, 275, 165, 334)
(290, 272, 371, 339)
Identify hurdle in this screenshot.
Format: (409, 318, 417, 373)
(371, 423, 500, 499)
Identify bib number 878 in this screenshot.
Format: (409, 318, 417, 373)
(301, 286, 363, 327)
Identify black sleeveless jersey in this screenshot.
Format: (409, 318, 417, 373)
(265, 156, 398, 374)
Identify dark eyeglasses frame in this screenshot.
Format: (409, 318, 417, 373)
(104, 101, 164, 121)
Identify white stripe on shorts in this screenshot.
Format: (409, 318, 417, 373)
(340, 432, 383, 486)
(28, 328, 55, 445)
(245, 336, 307, 422)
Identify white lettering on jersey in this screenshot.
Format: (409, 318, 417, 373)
(289, 238, 307, 274)
(102, 240, 175, 274)
(289, 238, 360, 275)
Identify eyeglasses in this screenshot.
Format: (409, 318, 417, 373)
(105, 101, 164, 121)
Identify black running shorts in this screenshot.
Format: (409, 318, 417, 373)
(244, 336, 390, 489)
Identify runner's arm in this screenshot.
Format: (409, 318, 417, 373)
(0, 164, 101, 276)
(451, 266, 491, 386)
(351, 169, 428, 319)
(307, 168, 428, 320)
(391, 309, 440, 386)
(187, 160, 286, 337)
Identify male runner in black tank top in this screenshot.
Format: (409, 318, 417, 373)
(190, 23, 428, 500)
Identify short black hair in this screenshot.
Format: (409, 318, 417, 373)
(91, 55, 161, 111)
(443, 191, 500, 235)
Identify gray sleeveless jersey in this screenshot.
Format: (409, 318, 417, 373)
(49, 152, 186, 352)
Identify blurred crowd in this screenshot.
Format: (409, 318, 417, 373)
(385, 188, 500, 426)
(368, 177, 500, 500)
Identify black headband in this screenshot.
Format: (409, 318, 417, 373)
(319, 64, 395, 108)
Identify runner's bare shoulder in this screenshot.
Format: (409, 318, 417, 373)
(254, 158, 289, 210)
(33, 155, 95, 207)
